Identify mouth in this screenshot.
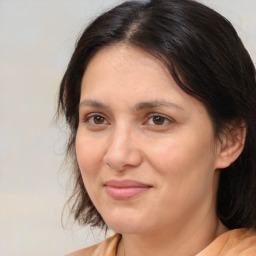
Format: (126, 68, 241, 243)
(104, 179, 153, 200)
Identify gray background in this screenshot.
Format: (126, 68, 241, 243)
(0, 0, 255, 255)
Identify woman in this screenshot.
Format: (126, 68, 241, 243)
(58, 0, 256, 255)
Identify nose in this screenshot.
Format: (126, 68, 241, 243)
(103, 126, 143, 171)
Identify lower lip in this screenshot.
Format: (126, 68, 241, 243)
(105, 186, 151, 200)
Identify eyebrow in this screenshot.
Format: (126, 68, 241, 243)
(79, 99, 109, 109)
(134, 100, 184, 111)
(79, 99, 183, 111)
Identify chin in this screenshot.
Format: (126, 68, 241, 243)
(108, 222, 144, 234)
(103, 212, 153, 235)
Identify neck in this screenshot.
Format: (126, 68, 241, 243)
(117, 214, 228, 256)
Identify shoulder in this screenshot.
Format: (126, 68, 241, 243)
(198, 228, 256, 256)
(65, 234, 121, 256)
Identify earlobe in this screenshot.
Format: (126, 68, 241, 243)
(216, 123, 246, 169)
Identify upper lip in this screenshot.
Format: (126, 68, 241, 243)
(104, 179, 152, 188)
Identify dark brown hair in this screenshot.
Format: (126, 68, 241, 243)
(58, 0, 256, 230)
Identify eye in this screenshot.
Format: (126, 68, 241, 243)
(145, 114, 172, 126)
(91, 115, 106, 124)
(151, 116, 166, 125)
(84, 114, 109, 125)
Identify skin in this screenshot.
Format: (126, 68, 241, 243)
(76, 43, 237, 256)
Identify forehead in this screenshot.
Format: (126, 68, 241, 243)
(87, 43, 166, 70)
(81, 43, 180, 96)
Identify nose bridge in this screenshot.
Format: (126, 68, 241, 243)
(104, 123, 141, 170)
(110, 123, 131, 151)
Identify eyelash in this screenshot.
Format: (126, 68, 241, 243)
(145, 113, 173, 126)
(83, 113, 109, 125)
(82, 113, 173, 127)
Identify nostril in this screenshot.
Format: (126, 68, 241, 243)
(103, 147, 143, 171)
(103, 153, 126, 171)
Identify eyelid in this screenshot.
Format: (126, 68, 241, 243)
(144, 113, 174, 125)
(82, 112, 110, 124)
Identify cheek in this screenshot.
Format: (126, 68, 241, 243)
(75, 132, 107, 206)
(146, 132, 217, 191)
(145, 137, 218, 223)
(75, 131, 105, 180)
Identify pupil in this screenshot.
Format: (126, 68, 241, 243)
(153, 116, 164, 125)
(94, 116, 104, 124)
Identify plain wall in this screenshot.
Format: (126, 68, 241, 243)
(0, 0, 255, 255)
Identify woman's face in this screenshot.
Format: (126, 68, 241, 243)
(76, 44, 224, 235)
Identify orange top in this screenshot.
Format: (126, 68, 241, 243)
(66, 229, 256, 256)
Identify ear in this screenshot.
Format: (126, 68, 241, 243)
(215, 122, 246, 169)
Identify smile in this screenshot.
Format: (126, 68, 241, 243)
(104, 180, 153, 200)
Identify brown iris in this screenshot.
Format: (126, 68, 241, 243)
(93, 115, 105, 124)
(152, 116, 165, 125)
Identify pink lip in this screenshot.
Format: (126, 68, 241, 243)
(104, 180, 152, 200)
